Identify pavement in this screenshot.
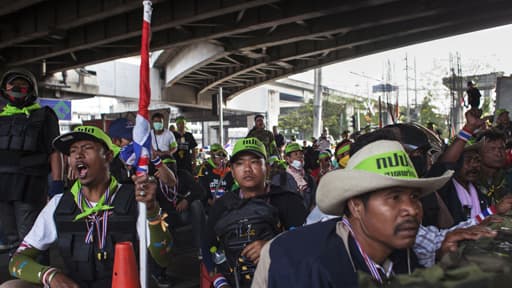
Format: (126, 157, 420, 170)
(0, 225, 200, 288)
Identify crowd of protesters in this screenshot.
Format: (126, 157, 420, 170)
(2, 69, 512, 288)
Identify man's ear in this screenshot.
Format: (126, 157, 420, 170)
(347, 198, 363, 219)
(104, 149, 114, 162)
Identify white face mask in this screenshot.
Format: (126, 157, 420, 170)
(290, 160, 303, 170)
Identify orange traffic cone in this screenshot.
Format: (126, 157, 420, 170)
(112, 241, 140, 288)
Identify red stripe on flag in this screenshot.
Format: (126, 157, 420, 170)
(139, 19, 151, 121)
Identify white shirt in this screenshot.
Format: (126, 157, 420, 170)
(23, 194, 150, 251)
(318, 135, 335, 151)
(151, 129, 176, 152)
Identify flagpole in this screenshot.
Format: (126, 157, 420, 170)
(136, 1, 153, 288)
(219, 87, 224, 145)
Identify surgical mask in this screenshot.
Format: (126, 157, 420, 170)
(153, 122, 163, 131)
(290, 160, 303, 170)
(338, 155, 350, 168)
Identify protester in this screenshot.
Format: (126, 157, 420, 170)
(383, 122, 457, 228)
(272, 125, 285, 157)
(254, 130, 501, 287)
(334, 140, 351, 169)
(272, 142, 317, 211)
(0, 68, 63, 252)
(303, 138, 320, 173)
(173, 116, 198, 173)
(151, 113, 177, 170)
(494, 108, 512, 141)
(254, 134, 456, 287)
(197, 143, 234, 207)
(317, 127, 335, 151)
(311, 150, 333, 184)
(108, 117, 176, 187)
(246, 114, 279, 159)
(475, 129, 512, 204)
(466, 81, 482, 110)
(108, 117, 177, 287)
(5, 126, 172, 287)
(438, 143, 489, 224)
(204, 138, 307, 287)
(341, 130, 350, 141)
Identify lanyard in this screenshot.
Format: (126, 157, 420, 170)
(341, 217, 392, 284)
(77, 187, 114, 260)
(160, 178, 179, 207)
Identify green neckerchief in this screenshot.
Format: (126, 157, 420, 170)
(71, 177, 119, 221)
(0, 103, 41, 116)
(112, 144, 121, 157)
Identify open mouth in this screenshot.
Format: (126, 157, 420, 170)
(76, 162, 89, 179)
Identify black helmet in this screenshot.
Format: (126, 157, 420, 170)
(0, 68, 38, 108)
(383, 123, 443, 177)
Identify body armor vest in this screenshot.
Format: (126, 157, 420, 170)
(54, 183, 138, 287)
(0, 107, 50, 175)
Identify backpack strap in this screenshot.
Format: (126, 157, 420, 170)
(279, 171, 288, 192)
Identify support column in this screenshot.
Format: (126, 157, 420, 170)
(313, 68, 323, 138)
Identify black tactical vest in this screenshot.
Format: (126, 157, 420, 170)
(0, 107, 51, 175)
(54, 183, 138, 288)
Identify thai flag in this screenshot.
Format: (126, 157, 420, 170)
(133, 0, 153, 176)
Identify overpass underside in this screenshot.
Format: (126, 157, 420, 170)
(1, 0, 512, 108)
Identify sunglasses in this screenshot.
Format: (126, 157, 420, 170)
(213, 152, 227, 158)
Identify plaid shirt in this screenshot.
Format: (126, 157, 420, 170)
(414, 218, 477, 267)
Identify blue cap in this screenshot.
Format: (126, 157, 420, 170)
(108, 118, 134, 141)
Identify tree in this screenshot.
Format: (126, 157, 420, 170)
(279, 98, 346, 140)
(418, 91, 448, 136)
(279, 100, 314, 140)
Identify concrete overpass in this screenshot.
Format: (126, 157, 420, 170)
(2, 0, 512, 108)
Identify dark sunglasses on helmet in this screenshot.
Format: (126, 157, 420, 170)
(213, 152, 227, 158)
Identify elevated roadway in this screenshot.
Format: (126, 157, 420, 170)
(1, 0, 512, 106)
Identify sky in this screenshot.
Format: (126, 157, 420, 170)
(289, 24, 512, 114)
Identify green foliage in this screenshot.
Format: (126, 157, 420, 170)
(482, 95, 491, 116)
(278, 98, 346, 140)
(418, 92, 448, 137)
(279, 99, 314, 139)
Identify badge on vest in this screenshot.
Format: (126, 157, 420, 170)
(97, 251, 108, 261)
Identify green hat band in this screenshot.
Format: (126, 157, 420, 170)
(318, 152, 331, 159)
(336, 144, 350, 156)
(74, 126, 114, 150)
(232, 137, 266, 159)
(354, 150, 418, 179)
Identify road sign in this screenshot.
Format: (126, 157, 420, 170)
(39, 98, 72, 120)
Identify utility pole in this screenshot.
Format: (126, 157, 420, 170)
(218, 87, 224, 145)
(405, 54, 410, 122)
(350, 71, 381, 128)
(313, 68, 323, 138)
(414, 57, 418, 109)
